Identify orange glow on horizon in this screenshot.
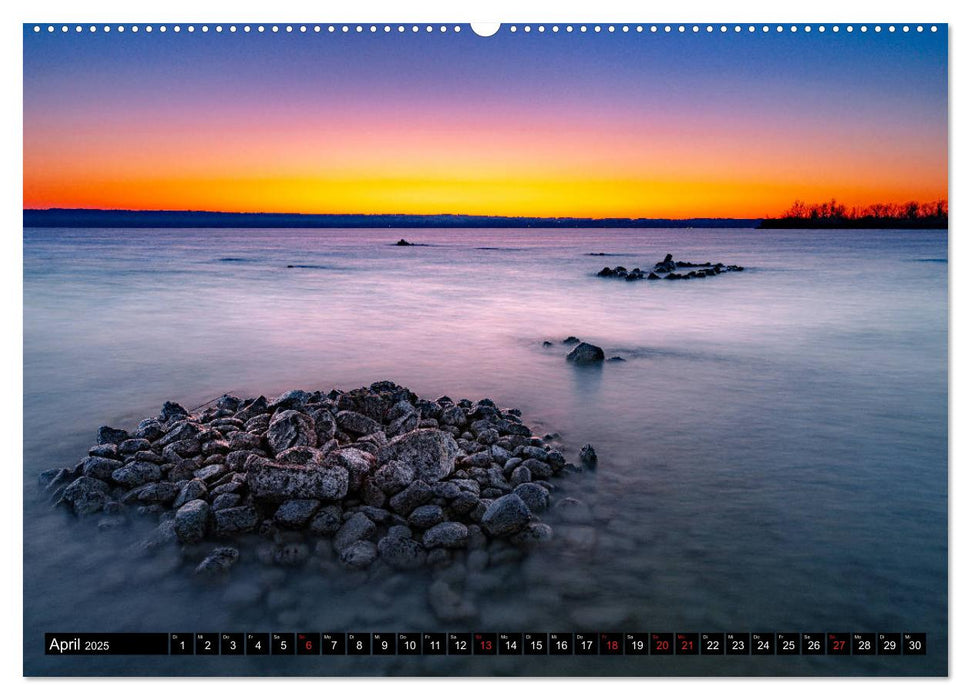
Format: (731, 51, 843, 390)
(22, 117, 947, 219)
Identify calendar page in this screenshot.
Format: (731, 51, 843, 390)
(22, 20, 947, 677)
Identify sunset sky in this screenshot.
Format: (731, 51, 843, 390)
(23, 25, 948, 218)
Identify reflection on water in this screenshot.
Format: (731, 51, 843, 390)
(23, 227, 947, 675)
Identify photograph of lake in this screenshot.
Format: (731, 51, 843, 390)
(21, 22, 948, 677)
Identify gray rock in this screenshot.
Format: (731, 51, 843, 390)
(481, 493, 531, 537)
(161, 401, 189, 421)
(377, 534, 426, 570)
(247, 459, 348, 501)
(127, 482, 180, 504)
(336, 410, 381, 436)
(132, 419, 164, 442)
(80, 456, 123, 481)
(193, 464, 225, 483)
(388, 479, 433, 515)
(566, 342, 605, 365)
(462, 451, 493, 469)
(449, 492, 478, 515)
(174, 499, 210, 543)
(267, 389, 310, 411)
(211, 493, 241, 510)
(38, 467, 67, 489)
(173, 479, 208, 508)
(378, 429, 459, 482)
(228, 431, 262, 451)
(97, 426, 129, 445)
(308, 505, 342, 535)
(111, 460, 161, 488)
(323, 448, 376, 491)
(275, 445, 326, 466)
(339, 540, 378, 569)
(513, 482, 550, 513)
(265, 409, 317, 455)
(60, 476, 110, 515)
(554, 497, 593, 523)
(408, 504, 445, 529)
(579, 444, 598, 467)
(422, 521, 469, 549)
(309, 408, 337, 444)
(520, 457, 552, 479)
(195, 546, 239, 575)
(509, 465, 531, 486)
(158, 420, 202, 447)
(88, 444, 118, 459)
(133, 450, 165, 465)
(477, 428, 500, 445)
(438, 405, 467, 427)
(334, 512, 377, 551)
(387, 411, 419, 437)
(510, 522, 553, 548)
(274, 499, 320, 528)
(118, 438, 152, 455)
(356, 505, 392, 523)
(213, 506, 260, 535)
(374, 460, 415, 494)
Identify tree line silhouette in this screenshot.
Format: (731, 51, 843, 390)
(760, 199, 947, 229)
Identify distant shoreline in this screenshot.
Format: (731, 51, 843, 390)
(760, 218, 947, 230)
(23, 209, 949, 230)
(24, 209, 760, 229)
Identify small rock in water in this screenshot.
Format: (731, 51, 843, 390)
(579, 444, 598, 468)
(562, 336, 581, 345)
(566, 342, 605, 365)
(339, 540, 378, 569)
(395, 238, 413, 246)
(195, 546, 239, 576)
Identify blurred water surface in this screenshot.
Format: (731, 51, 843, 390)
(23, 227, 947, 675)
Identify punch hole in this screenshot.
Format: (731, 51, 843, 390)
(470, 23, 500, 38)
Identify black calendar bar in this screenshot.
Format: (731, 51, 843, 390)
(44, 632, 926, 656)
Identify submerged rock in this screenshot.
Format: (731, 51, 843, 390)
(195, 546, 239, 575)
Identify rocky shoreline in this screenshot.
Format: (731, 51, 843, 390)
(39, 382, 596, 604)
(597, 253, 744, 281)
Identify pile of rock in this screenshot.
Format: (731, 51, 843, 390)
(596, 253, 744, 281)
(40, 381, 590, 580)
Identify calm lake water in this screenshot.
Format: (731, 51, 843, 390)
(23, 227, 947, 676)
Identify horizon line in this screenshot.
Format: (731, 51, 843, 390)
(23, 207, 761, 221)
